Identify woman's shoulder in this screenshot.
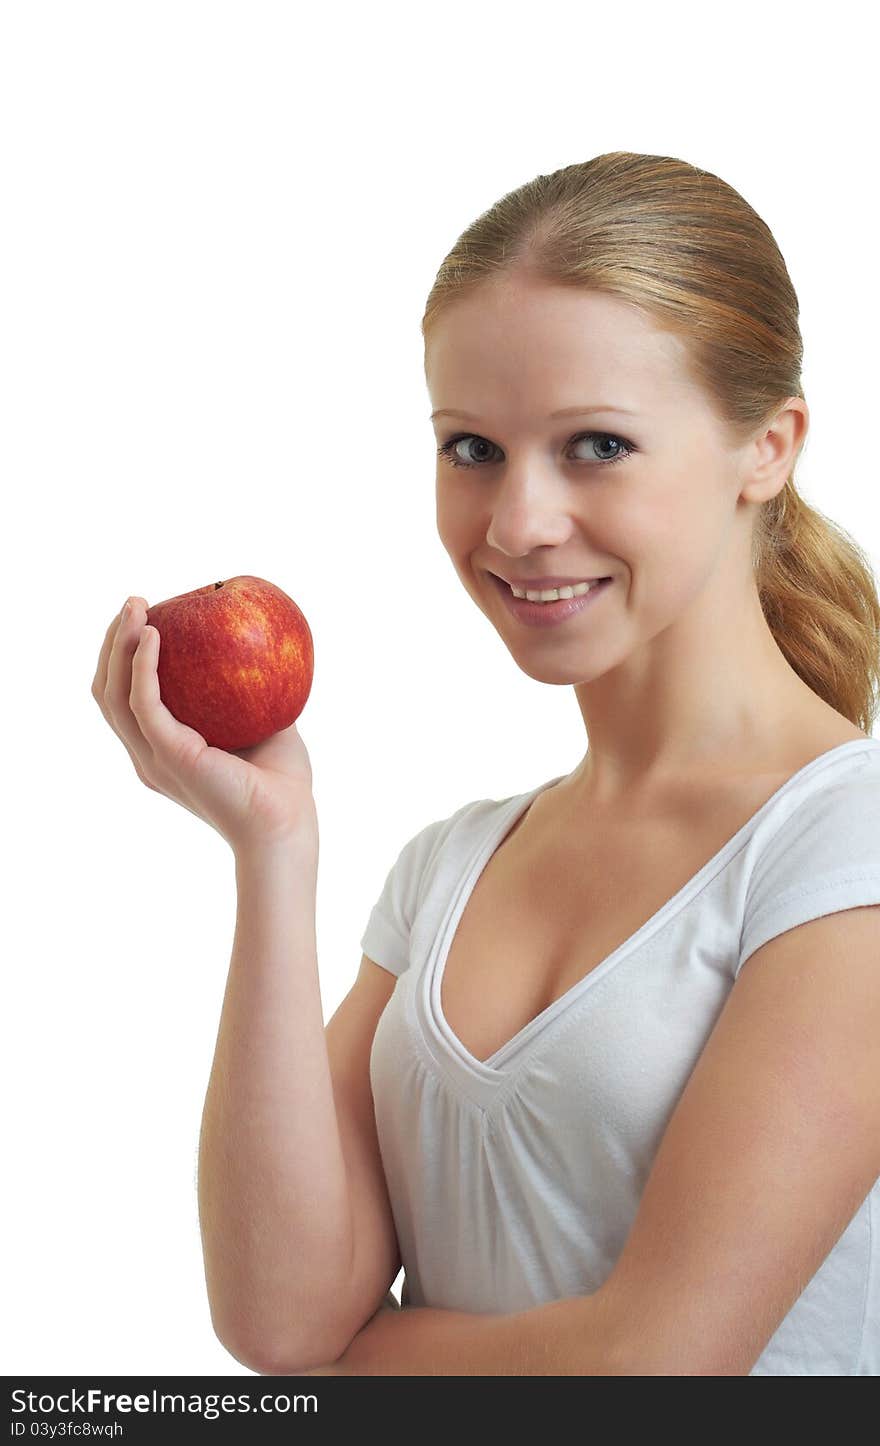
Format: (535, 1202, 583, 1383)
(709, 714, 875, 812)
(778, 704, 871, 758)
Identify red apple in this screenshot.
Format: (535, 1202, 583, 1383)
(145, 575, 314, 751)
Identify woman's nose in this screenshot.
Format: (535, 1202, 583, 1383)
(486, 501, 574, 557)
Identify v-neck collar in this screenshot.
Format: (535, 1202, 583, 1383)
(409, 739, 880, 1110)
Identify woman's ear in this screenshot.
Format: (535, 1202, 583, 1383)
(739, 397, 809, 506)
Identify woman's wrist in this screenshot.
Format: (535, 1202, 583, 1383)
(233, 825, 319, 885)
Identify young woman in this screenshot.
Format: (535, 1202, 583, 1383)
(92, 151, 880, 1376)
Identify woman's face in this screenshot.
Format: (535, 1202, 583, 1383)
(426, 277, 778, 690)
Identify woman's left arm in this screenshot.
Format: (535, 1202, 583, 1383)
(307, 905, 880, 1376)
(303, 1292, 618, 1375)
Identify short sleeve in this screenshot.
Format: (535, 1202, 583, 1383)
(359, 809, 465, 977)
(737, 752, 880, 977)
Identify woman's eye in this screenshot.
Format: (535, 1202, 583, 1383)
(436, 431, 636, 469)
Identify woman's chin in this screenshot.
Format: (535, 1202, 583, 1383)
(500, 644, 597, 686)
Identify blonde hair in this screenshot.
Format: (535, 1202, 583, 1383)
(421, 151, 880, 734)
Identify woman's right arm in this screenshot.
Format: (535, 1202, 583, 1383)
(92, 598, 401, 1374)
(198, 844, 403, 1375)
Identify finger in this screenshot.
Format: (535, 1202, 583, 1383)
(129, 623, 211, 771)
(97, 600, 165, 786)
(91, 599, 133, 707)
(103, 598, 150, 732)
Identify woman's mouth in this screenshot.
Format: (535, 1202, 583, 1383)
(489, 572, 613, 628)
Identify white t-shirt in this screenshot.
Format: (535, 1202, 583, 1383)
(360, 738, 880, 1376)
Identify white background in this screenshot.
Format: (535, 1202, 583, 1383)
(2, 0, 876, 1375)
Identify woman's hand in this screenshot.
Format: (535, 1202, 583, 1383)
(91, 597, 318, 854)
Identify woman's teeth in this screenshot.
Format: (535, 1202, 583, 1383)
(510, 580, 602, 602)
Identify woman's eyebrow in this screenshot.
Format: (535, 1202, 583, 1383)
(429, 404, 640, 421)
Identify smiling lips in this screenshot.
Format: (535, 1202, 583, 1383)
(493, 573, 609, 589)
(489, 571, 614, 626)
(491, 572, 610, 601)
